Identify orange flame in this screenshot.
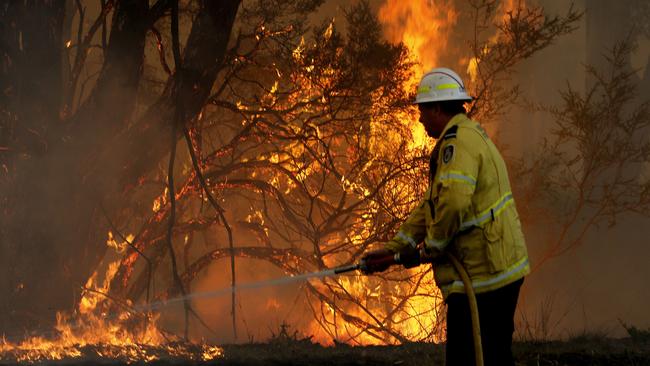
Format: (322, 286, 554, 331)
(299, 0, 463, 345)
(467, 0, 527, 83)
(306, 268, 444, 345)
(379, 0, 458, 72)
(378, 0, 458, 149)
(0, 251, 223, 363)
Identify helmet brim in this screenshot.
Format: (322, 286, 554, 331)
(413, 96, 474, 105)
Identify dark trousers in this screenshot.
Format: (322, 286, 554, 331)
(445, 278, 523, 366)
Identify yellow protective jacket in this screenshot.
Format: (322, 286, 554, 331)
(385, 113, 529, 298)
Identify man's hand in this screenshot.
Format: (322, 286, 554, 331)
(360, 248, 395, 275)
(398, 246, 422, 269)
(418, 245, 438, 263)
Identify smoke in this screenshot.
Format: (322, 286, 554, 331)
(185, 258, 317, 343)
(498, 0, 650, 338)
(3, 0, 649, 347)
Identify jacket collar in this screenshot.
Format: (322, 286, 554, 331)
(438, 113, 468, 139)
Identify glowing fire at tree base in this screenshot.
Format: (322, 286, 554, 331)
(0, 257, 223, 363)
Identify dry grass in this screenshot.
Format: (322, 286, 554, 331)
(1, 335, 647, 366)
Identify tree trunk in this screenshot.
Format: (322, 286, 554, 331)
(0, 0, 149, 333)
(106, 0, 242, 301)
(0, 0, 241, 334)
(100, 0, 241, 191)
(0, 0, 65, 156)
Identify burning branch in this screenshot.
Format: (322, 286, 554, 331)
(164, 0, 190, 340)
(183, 124, 239, 340)
(99, 203, 153, 303)
(149, 26, 173, 76)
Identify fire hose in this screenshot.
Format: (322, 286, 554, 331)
(125, 248, 483, 366)
(334, 250, 484, 366)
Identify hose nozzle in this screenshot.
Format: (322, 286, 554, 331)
(332, 263, 360, 274)
(332, 248, 427, 275)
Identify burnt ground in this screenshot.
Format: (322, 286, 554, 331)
(218, 336, 650, 366)
(2, 335, 649, 366)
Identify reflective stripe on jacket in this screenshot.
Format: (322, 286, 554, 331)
(385, 113, 530, 298)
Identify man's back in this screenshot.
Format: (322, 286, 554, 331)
(428, 113, 529, 297)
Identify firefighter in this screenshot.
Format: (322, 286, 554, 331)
(362, 67, 530, 366)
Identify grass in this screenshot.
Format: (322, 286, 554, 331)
(620, 320, 650, 344)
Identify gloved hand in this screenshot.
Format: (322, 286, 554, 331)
(418, 244, 438, 263)
(360, 248, 395, 275)
(398, 246, 422, 269)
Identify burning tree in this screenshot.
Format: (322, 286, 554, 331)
(111, 0, 435, 344)
(0, 0, 583, 353)
(0, 0, 241, 339)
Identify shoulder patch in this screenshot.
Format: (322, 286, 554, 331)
(442, 125, 458, 140)
(442, 144, 454, 164)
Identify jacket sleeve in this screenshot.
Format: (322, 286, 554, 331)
(427, 128, 480, 251)
(384, 195, 429, 253)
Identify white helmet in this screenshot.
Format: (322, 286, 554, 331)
(414, 67, 472, 104)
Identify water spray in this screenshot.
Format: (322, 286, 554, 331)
(141, 267, 349, 312)
(141, 248, 424, 312)
(141, 249, 418, 311)
(144, 250, 484, 366)
(3, 250, 482, 366)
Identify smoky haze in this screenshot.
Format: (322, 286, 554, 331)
(507, 0, 650, 338)
(1, 0, 649, 346)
